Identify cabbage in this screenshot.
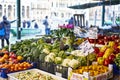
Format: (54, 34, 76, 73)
(54, 57, 63, 64)
(42, 48, 50, 54)
(68, 59, 80, 69)
(44, 52, 56, 62)
(71, 50, 85, 56)
(62, 59, 71, 67)
(49, 52, 56, 57)
(45, 54, 55, 62)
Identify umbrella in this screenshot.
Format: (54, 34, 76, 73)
(68, 0, 120, 9)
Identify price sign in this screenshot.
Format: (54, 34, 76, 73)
(78, 40, 94, 56)
(74, 27, 87, 38)
(96, 74, 107, 80)
(87, 27, 98, 39)
(70, 73, 83, 80)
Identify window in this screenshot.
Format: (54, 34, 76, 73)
(61, 13, 64, 17)
(4, 8, 6, 16)
(22, 6, 25, 18)
(26, 6, 29, 18)
(118, 6, 120, 11)
(51, 2, 53, 7)
(8, 5, 12, 19)
(0, 5, 2, 17)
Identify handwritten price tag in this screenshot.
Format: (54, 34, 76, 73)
(87, 27, 98, 39)
(78, 40, 94, 56)
(70, 73, 83, 80)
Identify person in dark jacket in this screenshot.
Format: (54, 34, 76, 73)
(68, 17, 74, 25)
(1, 16, 11, 48)
(43, 16, 50, 35)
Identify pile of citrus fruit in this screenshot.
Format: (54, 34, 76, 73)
(0, 61, 32, 72)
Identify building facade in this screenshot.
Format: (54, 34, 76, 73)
(0, 0, 120, 26)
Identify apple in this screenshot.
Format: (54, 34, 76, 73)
(108, 54, 115, 63)
(98, 34, 102, 39)
(104, 58, 110, 66)
(114, 35, 119, 39)
(98, 34, 104, 39)
(94, 47, 100, 54)
(114, 48, 120, 54)
(9, 52, 14, 56)
(3, 51, 9, 55)
(12, 59, 18, 64)
(115, 39, 120, 44)
(107, 36, 112, 41)
(104, 36, 109, 41)
(111, 34, 119, 40)
(10, 54, 17, 59)
(88, 39, 94, 43)
(98, 39, 105, 45)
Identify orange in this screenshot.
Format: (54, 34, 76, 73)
(3, 54, 9, 59)
(0, 57, 5, 63)
(18, 67, 22, 71)
(17, 56, 23, 61)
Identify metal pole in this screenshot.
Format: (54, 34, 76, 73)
(17, 0, 21, 40)
(102, 0, 105, 26)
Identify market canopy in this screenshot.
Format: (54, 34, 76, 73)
(68, 0, 120, 9)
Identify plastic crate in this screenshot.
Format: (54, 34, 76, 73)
(38, 60, 55, 74)
(54, 64, 68, 79)
(38, 60, 68, 78)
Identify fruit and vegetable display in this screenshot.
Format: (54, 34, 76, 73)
(14, 71, 57, 80)
(1, 33, 120, 79)
(93, 40, 120, 66)
(0, 49, 33, 73)
(114, 53, 120, 68)
(72, 64, 108, 76)
(8, 69, 67, 80)
(0, 50, 23, 63)
(0, 61, 32, 72)
(88, 34, 119, 45)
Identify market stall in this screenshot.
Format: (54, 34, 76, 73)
(0, 23, 120, 80)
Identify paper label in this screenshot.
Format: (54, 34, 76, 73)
(70, 73, 84, 80)
(96, 74, 107, 80)
(78, 40, 94, 56)
(55, 72, 62, 77)
(87, 28, 98, 39)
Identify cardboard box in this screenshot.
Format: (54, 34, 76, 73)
(68, 64, 113, 80)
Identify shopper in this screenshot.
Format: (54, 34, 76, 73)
(43, 16, 50, 35)
(1, 16, 11, 48)
(27, 21, 31, 28)
(23, 20, 26, 28)
(68, 17, 74, 25)
(34, 22, 39, 29)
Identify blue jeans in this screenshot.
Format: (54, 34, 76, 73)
(45, 28, 50, 35)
